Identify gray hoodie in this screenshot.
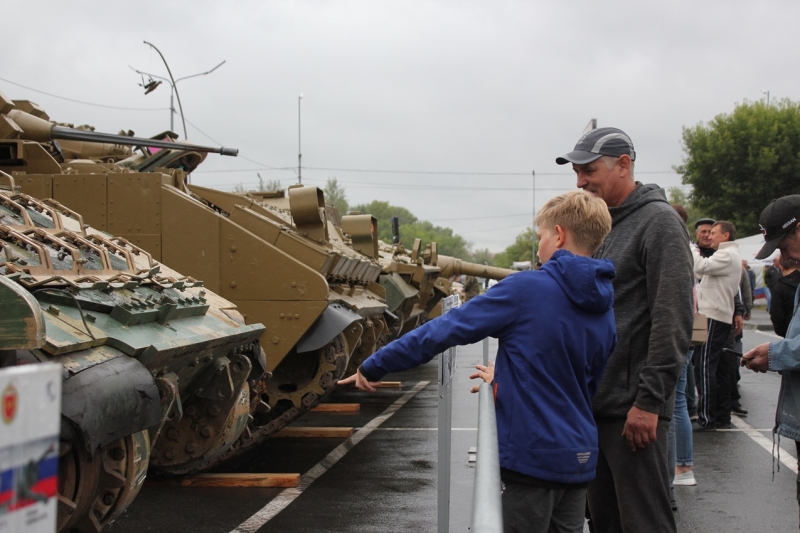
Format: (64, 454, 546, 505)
(592, 183, 694, 419)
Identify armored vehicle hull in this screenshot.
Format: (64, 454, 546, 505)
(0, 183, 266, 532)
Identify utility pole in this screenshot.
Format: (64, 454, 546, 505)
(532, 170, 536, 266)
(298, 93, 303, 185)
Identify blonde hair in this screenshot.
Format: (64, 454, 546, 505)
(534, 190, 612, 253)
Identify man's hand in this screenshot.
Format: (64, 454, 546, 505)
(741, 343, 769, 373)
(621, 406, 658, 452)
(337, 369, 380, 392)
(469, 361, 495, 393)
(733, 315, 744, 336)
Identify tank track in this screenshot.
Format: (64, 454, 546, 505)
(177, 335, 349, 474)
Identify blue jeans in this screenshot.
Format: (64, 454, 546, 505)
(669, 349, 694, 485)
(765, 286, 772, 312)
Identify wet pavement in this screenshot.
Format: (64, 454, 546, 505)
(107, 325, 800, 532)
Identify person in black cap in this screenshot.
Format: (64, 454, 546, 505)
(694, 218, 717, 258)
(557, 127, 694, 533)
(742, 194, 800, 527)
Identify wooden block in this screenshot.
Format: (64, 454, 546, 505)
(311, 403, 360, 413)
(274, 427, 354, 438)
(373, 381, 402, 389)
(339, 380, 401, 389)
(147, 473, 300, 488)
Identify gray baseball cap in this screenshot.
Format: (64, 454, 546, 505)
(556, 127, 636, 165)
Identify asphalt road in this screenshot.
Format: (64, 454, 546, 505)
(107, 326, 800, 533)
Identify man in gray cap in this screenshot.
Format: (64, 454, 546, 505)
(742, 195, 800, 527)
(556, 127, 694, 532)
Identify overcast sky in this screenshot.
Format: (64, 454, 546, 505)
(5, 1, 797, 251)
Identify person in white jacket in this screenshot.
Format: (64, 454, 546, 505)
(692, 220, 741, 430)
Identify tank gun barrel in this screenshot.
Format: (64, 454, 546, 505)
(51, 125, 238, 156)
(7, 109, 238, 156)
(437, 255, 516, 280)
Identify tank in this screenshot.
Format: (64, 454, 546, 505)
(0, 95, 388, 465)
(354, 211, 516, 337)
(0, 179, 266, 532)
(185, 185, 391, 398)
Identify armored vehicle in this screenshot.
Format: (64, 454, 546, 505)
(0, 180, 266, 532)
(0, 94, 387, 464)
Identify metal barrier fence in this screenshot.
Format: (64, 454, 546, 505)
(437, 295, 459, 533)
(471, 379, 503, 532)
(437, 303, 502, 532)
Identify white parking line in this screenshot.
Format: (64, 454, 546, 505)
(229, 381, 430, 533)
(367, 427, 477, 431)
(730, 415, 797, 473)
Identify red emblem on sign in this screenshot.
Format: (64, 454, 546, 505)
(2, 383, 17, 424)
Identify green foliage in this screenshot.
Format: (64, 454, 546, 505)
(469, 247, 495, 266)
(678, 99, 800, 235)
(350, 200, 418, 242)
(232, 174, 281, 193)
(258, 176, 282, 192)
(494, 227, 537, 268)
(398, 221, 471, 258)
(350, 200, 473, 259)
(667, 187, 707, 230)
(324, 177, 349, 217)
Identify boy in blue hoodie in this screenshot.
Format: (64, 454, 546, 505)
(339, 190, 617, 533)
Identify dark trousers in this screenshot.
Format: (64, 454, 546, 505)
(587, 418, 676, 533)
(686, 356, 698, 415)
(695, 318, 733, 428)
(501, 475, 586, 533)
(796, 440, 800, 529)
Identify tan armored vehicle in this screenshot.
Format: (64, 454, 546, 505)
(0, 94, 388, 464)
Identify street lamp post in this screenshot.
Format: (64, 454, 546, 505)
(762, 88, 770, 107)
(532, 170, 536, 266)
(131, 42, 225, 140)
(298, 93, 303, 185)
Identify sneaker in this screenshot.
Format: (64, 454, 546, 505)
(692, 421, 716, 432)
(674, 470, 697, 486)
(732, 404, 748, 416)
(717, 421, 732, 429)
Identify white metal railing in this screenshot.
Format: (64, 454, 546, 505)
(471, 378, 503, 532)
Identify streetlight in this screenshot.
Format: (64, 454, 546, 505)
(762, 88, 770, 107)
(130, 41, 225, 140)
(298, 93, 303, 185)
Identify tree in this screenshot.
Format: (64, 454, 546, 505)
(678, 99, 800, 235)
(469, 247, 495, 266)
(324, 177, 349, 216)
(494, 227, 537, 269)
(350, 200, 418, 243)
(257, 174, 282, 192)
(397, 220, 471, 258)
(231, 174, 281, 193)
(667, 187, 707, 230)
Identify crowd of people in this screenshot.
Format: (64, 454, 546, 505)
(338, 127, 800, 532)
